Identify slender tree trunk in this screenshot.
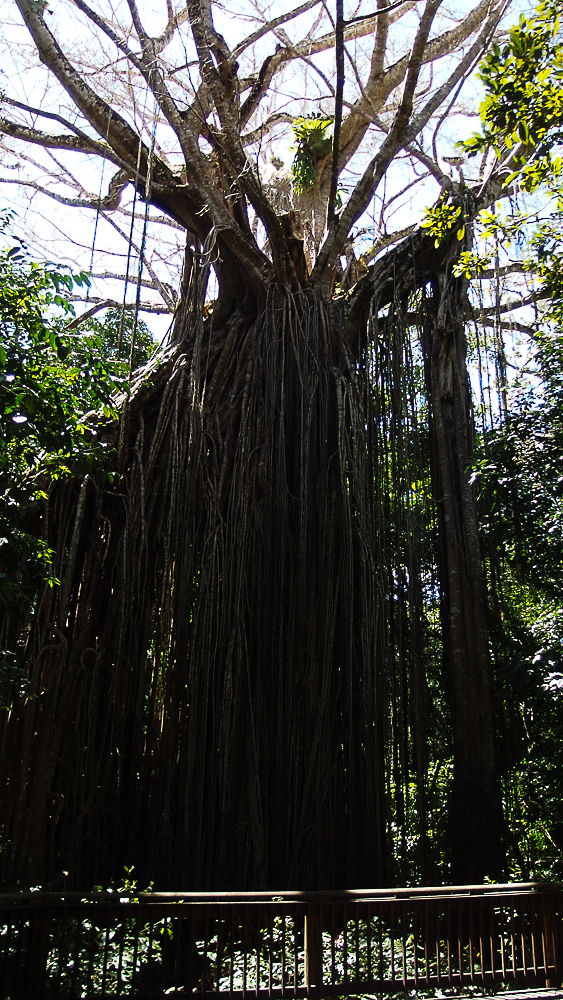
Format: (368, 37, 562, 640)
(421, 271, 503, 883)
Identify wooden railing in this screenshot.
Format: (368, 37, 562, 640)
(0, 883, 560, 998)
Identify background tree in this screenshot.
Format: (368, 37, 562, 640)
(0, 0, 546, 890)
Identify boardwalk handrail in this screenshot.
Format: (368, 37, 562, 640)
(0, 882, 561, 997)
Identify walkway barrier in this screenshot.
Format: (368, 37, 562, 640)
(0, 883, 560, 998)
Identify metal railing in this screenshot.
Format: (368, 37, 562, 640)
(0, 883, 560, 998)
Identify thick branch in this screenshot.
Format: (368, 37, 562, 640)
(403, 1, 507, 145)
(479, 291, 546, 316)
(66, 295, 172, 324)
(0, 169, 131, 211)
(0, 117, 125, 167)
(338, 0, 505, 169)
(15, 0, 149, 171)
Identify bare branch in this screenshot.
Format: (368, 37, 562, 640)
(66, 296, 172, 326)
(479, 291, 547, 316)
(241, 113, 295, 147)
(361, 224, 417, 264)
(338, 0, 506, 168)
(0, 169, 131, 210)
(479, 263, 529, 279)
(69, 0, 143, 69)
(313, 0, 444, 283)
(0, 117, 125, 167)
(233, 0, 322, 58)
(404, 1, 508, 144)
(15, 0, 148, 170)
(91, 271, 177, 302)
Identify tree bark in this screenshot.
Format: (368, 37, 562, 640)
(1, 278, 391, 891)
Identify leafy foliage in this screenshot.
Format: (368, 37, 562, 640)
(421, 198, 465, 246)
(465, 1, 563, 190)
(80, 306, 156, 374)
(0, 229, 155, 610)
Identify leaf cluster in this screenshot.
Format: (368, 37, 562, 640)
(0, 227, 154, 607)
(290, 114, 333, 195)
(464, 2, 563, 191)
(421, 199, 465, 247)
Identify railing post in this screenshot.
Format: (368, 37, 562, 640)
(543, 890, 561, 988)
(25, 905, 51, 1000)
(305, 906, 322, 989)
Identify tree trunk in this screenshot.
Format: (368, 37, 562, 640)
(0, 223, 504, 890)
(421, 271, 503, 883)
(1, 277, 390, 891)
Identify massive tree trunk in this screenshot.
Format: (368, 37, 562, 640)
(421, 270, 503, 883)
(0, 220, 504, 890)
(0, 0, 513, 891)
(2, 263, 392, 890)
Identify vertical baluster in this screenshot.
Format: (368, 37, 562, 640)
(293, 906, 301, 996)
(479, 898, 485, 984)
(255, 905, 260, 997)
(175, 906, 183, 995)
(531, 899, 538, 978)
(243, 905, 248, 998)
(542, 891, 557, 985)
(131, 907, 140, 996)
(331, 904, 336, 990)
(116, 908, 126, 995)
(344, 903, 348, 986)
(390, 903, 395, 986)
(446, 900, 452, 985)
(146, 912, 154, 993)
(216, 909, 223, 995)
(510, 898, 517, 981)
(55, 907, 67, 998)
(367, 903, 372, 987)
(378, 903, 383, 987)
(469, 900, 474, 984)
(26, 903, 52, 1000)
(100, 909, 110, 996)
(86, 906, 97, 995)
(413, 901, 418, 988)
(69, 905, 83, 997)
(500, 903, 507, 982)
(281, 907, 286, 998)
(268, 904, 272, 997)
(401, 901, 406, 988)
(423, 900, 428, 988)
(435, 901, 441, 989)
(162, 913, 169, 996)
(230, 905, 235, 997)
(457, 897, 463, 988)
(521, 898, 527, 981)
(355, 904, 360, 984)
(205, 906, 210, 998)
